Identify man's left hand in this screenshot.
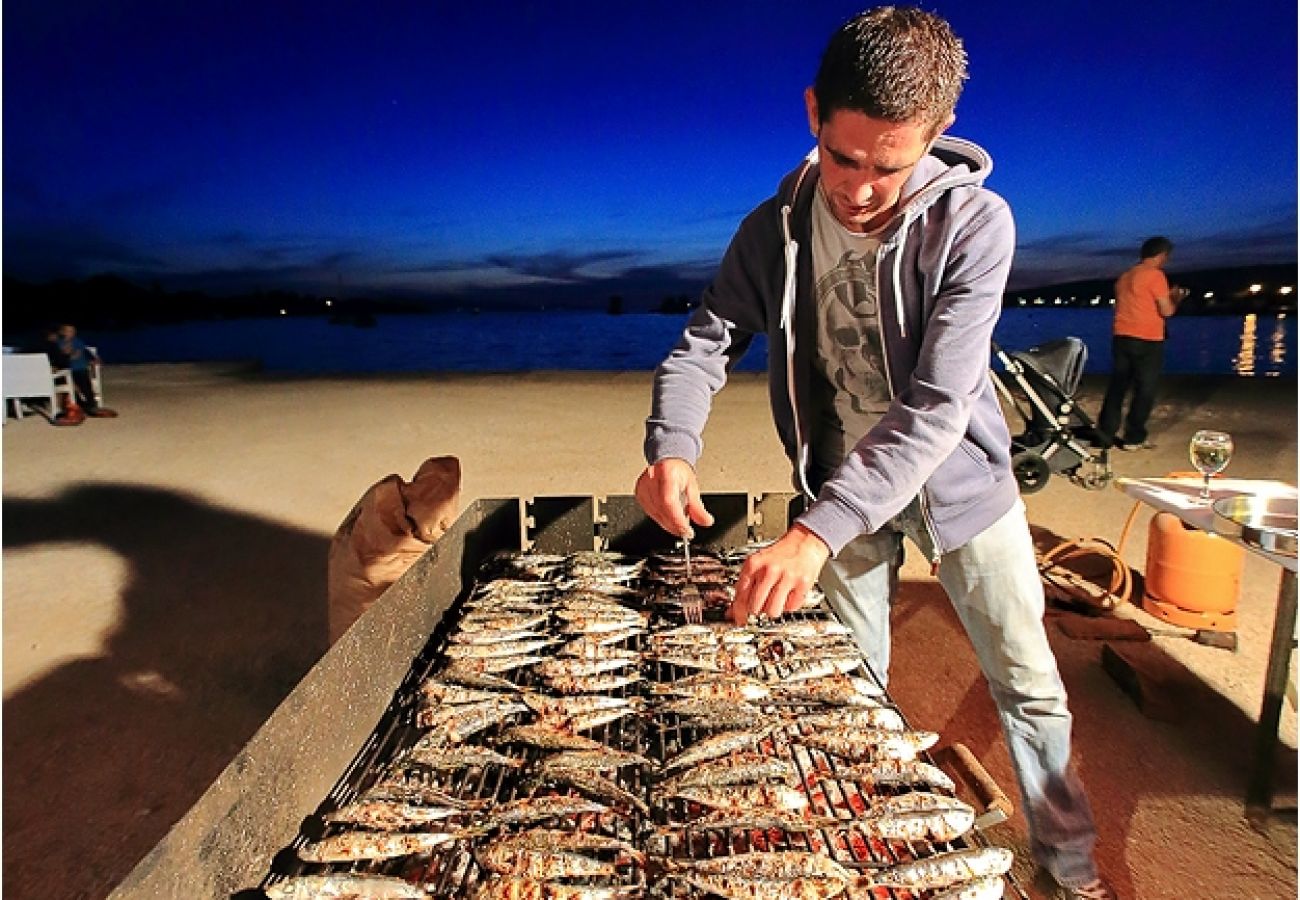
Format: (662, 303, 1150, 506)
(729, 524, 831, 624)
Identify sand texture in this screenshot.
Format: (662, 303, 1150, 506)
(3, 365, 1296, 898)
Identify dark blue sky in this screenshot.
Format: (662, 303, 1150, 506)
(3, 0, 1296, 304)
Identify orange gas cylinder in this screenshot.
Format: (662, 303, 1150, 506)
(1142, 511, 1244, 630)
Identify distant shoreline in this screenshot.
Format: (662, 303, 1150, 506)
(3, 261, 1294, 334)
(35, 308, 1288, 380)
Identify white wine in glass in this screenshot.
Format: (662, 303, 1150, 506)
(1189, 430, 1233, 501)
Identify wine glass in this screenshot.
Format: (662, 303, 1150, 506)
(1189, 430, 1233, 502)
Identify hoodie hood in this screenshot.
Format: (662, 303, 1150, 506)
(645, 131, 1020, 559)
(779, 135, 994, 238)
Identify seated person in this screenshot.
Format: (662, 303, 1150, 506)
(55, 323, 117, 418)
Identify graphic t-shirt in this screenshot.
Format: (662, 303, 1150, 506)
(810, 185, 888, 475)
(810, 185, 934, 559)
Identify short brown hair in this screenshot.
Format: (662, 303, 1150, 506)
(812, 6, 967, 131)
(1140, 236, 1173, 259)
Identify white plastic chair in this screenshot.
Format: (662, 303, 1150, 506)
(3, 353, 75, 419)
(51, 345, 104, 407)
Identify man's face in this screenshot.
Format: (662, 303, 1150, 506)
(805, 88, 951, 233)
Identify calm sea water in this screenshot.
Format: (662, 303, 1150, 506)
(88, 308, 1295, 377)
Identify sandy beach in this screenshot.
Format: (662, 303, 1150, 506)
(3, 364, 1296, 899)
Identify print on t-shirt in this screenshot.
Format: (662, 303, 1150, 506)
(815, 249, 890, 419)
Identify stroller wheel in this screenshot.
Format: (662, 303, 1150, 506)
(1012, 450, 1052, 494)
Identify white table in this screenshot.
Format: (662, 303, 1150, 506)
(1116, 476, 1297, 808)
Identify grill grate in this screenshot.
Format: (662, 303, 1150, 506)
(259, 546, 1024, 899)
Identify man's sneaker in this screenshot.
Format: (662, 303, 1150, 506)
(1117, 439, 1156, 451)
(1062, 877, 1117, 900)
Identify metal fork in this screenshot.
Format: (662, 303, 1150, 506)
(678, 494, 703, 623)
(679, 578, 704, 624)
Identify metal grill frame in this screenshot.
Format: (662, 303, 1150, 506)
(109, 493, 1022, 899)
(109, 493, 788, 899)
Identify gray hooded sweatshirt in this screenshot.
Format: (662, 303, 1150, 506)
(644, 135, 1020, 559)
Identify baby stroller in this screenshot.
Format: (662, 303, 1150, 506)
(991, 337, 1112, 493)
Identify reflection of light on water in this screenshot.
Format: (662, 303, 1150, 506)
(1270, 316, 1289, 372)
(1233, 314, 1257, 377)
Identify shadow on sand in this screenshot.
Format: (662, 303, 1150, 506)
(3, 483, 331, 899)
(887, 564, 1297, 899)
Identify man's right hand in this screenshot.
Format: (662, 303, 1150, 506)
(634, 458, 715, 538)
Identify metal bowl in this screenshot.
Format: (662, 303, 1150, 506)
(1212, 493, 1298, 557)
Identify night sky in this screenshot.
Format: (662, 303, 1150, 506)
(3, 0, 1296, 304)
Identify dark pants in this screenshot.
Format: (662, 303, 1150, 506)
(71, 369, 99, 412)
(1097, 336, 1163, 445)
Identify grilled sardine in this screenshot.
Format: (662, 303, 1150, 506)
(445, 638, 557, 659)
(490, 827, 644, 863)
(827, 792, 978, 842)
(399, 744, 525, 771)
(264, 873, 428, 899)
(497, 723, 606, 752)
(442, 655, 545, 676)
(486, 794, 610, 826)
(652, 751, 796, 792)
(649, 647, 761, 673)
(543, 672, 643, 694)
(817, 758, 955, 792)
(477, 843, 617, 879)
(559, 633, 645, 657)
(798, 706, 906, 732)
(415, 698, 530, 740)
(667, 851, 853, 882)
(456, 613, 550, 634)
(297, 829, 470, 862)
(419, 680, 517, 706)
(664, 782, 809, 813)
(471, 876, 641, 900)
(792, 726, 939, 762)
(655, 809, 840, 833)
(538, 747, 655, 773)
(536, 654, 639, 679)
(544, 769, 650, 815)
(361, 778, 473, 807)
(649, 673, 771, 702)
(652, 698, 775, 728)
(771, 674, 884, 706)
(868, 847, 1014, 890)
(929, 876, 1006, 899)
(672, 872, 848, 900)
(323, 798, 463, 829)
(521, 692, 638, 717)
(661, 723, 782, 772)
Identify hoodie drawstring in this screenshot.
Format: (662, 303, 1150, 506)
(892, 229, 908, 340)
(781, 201, 815, 500)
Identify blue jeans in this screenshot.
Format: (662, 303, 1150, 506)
(819, 501, 1099, 888)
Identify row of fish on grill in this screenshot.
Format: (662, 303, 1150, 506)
(264, 548, 1015, 900)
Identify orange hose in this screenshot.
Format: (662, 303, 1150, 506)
(1037, 503, 1142, 611)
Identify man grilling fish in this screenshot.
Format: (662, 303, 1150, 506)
(634, 7, 1115, 899)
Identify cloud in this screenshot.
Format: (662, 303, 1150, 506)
(1009, 232, 1134, 289)
(1008, 217, 1297, 289)
(1174, 217, 1297, 264)
(3, 226, 168, 281)
(481, 250, 641, 281)
(384, 249, 658, 291)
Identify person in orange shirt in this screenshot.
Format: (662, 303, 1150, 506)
(1096, 236, 1189, 450)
